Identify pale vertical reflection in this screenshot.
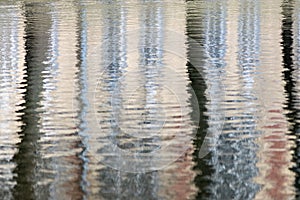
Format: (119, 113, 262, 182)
(37, 2, 83, 199)
(76, 3, 89, 198)
(130, 1, 162, 199)
(83, 1, 104, 196)
(84, 0, 196, 199)
(255, 0, 295, 199)
(237, 0, 260, 192)
(34, 5, 59, 198)
(201, 0, 227, 198)
(89, 1, 129, 199)
(95, 1, 162, 199)
(202, 0, 226, 158)
(221, 0, 260, 199)
(0, 2, 25, 199)
(99, 1, 128, 198)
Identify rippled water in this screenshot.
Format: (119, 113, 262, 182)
(1, 0, 300, 199)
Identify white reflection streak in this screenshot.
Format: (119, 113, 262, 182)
(39, 4, 59, 197)
(202, 0, 226, 161)
(235, 0, 260, 197)
(138, 3, 164, 168)
(98, 2, 127, 197)
(0, 3, 24, 199)
(41, 6, 59, 114)
(38, 3, 83, 198)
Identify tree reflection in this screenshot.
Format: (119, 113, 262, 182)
(281, 0, 300, 198)
(12, 3, 51, 199)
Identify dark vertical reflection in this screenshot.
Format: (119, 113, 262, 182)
(292, 1, 300, 196)
(185, 1, 211, 199)
(191, 0, 228, 199)
(12, 3, 51, 199)
(187, 0, 261, 199)
(282, 0, 294, 95)
(281, 0, 299, 198)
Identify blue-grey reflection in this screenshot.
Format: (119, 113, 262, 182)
(135, 1, 164, 156)
(187, 0, 261, 199)
(231, 0, 260, 198)
(95, 1, 164, 199)
(212, 0, 261, 198)
(96, 2, 131, 199)
(202, 0, 226, 159)
(196, 1, 228, 198)
(205, 1, 226, 68)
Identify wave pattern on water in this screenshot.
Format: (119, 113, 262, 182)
(0, 0, 300, 200)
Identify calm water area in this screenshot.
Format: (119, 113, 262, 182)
(1, 0, 300, 199)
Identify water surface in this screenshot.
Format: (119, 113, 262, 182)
(0, 0, 300, 199)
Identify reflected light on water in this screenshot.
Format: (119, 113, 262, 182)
(0, 0, 299, 199)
